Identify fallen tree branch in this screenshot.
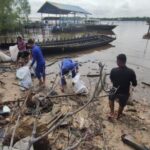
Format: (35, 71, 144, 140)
(46, 60, 57, 67)
(142, 82, 150, 87)
(12, 83, 29, 90)
(0, 80, 5, 85)
(8, 91, 31, 150)
(26, 101, 40, 150)
(48, 94, 79, 99)
(9, 114, 21, 150)
(64, 134, 87, 150)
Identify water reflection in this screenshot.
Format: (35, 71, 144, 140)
(143, 33, 150, 39)
(97, 30, 115, 35)
(143, 39, 149, 57)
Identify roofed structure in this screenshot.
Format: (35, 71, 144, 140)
(38, 1, 91, 15)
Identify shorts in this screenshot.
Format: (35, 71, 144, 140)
(36, 63, 45, 79)
(109, 93, 129, 107)
(17, 51, 30, 59)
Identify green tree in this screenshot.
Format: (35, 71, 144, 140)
(0, 0, 31, 34)
(16, 0, 31, 23)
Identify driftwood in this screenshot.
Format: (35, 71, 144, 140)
(142, 82, 150, 87)
(0, 80, 5, 88)
(8, 91, 32, 150)
(122, 134, 150, 150)
(87, 74, 100, 77)
(86, 73, 110, 78)
(64, 134, 87, 150)
(0, 99, 25, 106)
(0, 80, 5, 85)
(12, 83, 29, 90)
(46, 60, 57, 67)
(48, 93, 80, 99)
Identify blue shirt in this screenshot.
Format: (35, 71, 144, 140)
(31, 45, 45, 66)
(61, 58, 77, 74)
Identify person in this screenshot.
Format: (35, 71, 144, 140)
(60, 58, 78, 92)
(109, 54, 137, 119)
(17, 36, 27, 64)
(28, 39, 46, 86)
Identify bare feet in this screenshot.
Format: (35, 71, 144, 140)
(108, 112, 115, 120)
(60, 87, 64, 93)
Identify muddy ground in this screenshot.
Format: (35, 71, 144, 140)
(0, 56, 150, 150)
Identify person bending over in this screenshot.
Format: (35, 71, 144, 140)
(109, 54, 137, 119)
(60, 58, 78, 92)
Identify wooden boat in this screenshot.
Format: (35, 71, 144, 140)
(38, 35, 116, 54)
(86, 24, 117, 31)
(85, 19, 117, 31)
(51, 24, 116, 33)
(52, 25, 86, 33)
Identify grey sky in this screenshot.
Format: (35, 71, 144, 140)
(28, 0, 150, 18)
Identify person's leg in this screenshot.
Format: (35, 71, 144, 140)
(117, 105, 124, 119)
(39, 78, 43, 85)
(108, 94, 116, 117)
(16, 52, 22, 67)
(35, 65, 42, 86)
(60, 76, 66, 92)
(42, 64, 46, 86)
(72, 69, 76, 78)
(109, 100, 115, 115)
(22, 51, 30, 64)
(117, 94, 129, 119)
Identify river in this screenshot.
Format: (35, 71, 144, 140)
(46, 21, 150, 104)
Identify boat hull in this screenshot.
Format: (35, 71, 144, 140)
(86, 24, 117, 31)
(39, 35, 115, 54)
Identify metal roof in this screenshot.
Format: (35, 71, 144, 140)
(38, 1, 91, 15)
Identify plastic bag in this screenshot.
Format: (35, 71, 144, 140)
(16, 66, 32, 90)
(0, 51, 11, 62)
(26, 60, 36, 76)
(72, 73, 88, 94)
(3, 105, 11, 113)
(9, 45, 19, 61)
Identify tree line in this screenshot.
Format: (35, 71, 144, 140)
(99, 17, 150, 21)
(0, 0, 31, 34)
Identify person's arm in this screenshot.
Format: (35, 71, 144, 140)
(74, 62, 78, 73)
(31, 49, 36, 67)
(60, 61, 66, 92)
(110, 69, 114, 83)
(131, 70, 137, 87)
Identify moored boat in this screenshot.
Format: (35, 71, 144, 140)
(86, 24, 117, 31)
(38, 35, 116, 54)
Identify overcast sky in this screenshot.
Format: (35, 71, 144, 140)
(28, 0, 150, 18)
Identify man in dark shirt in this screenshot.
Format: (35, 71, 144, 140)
(109, 54, 137, 119)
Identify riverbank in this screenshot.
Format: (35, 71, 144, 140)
(0, 58, 150, 150)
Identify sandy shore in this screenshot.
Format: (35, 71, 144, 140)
(0, 59, 150, 150)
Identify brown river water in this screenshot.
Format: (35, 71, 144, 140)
(45, 21, 150, 104)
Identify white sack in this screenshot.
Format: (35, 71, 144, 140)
(9, 45, 19, 61)
(72, 73, 88, 94)
(26, 60, 36, 76)
(16, 66, 32, 90)
(0, 51, 11, 62)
